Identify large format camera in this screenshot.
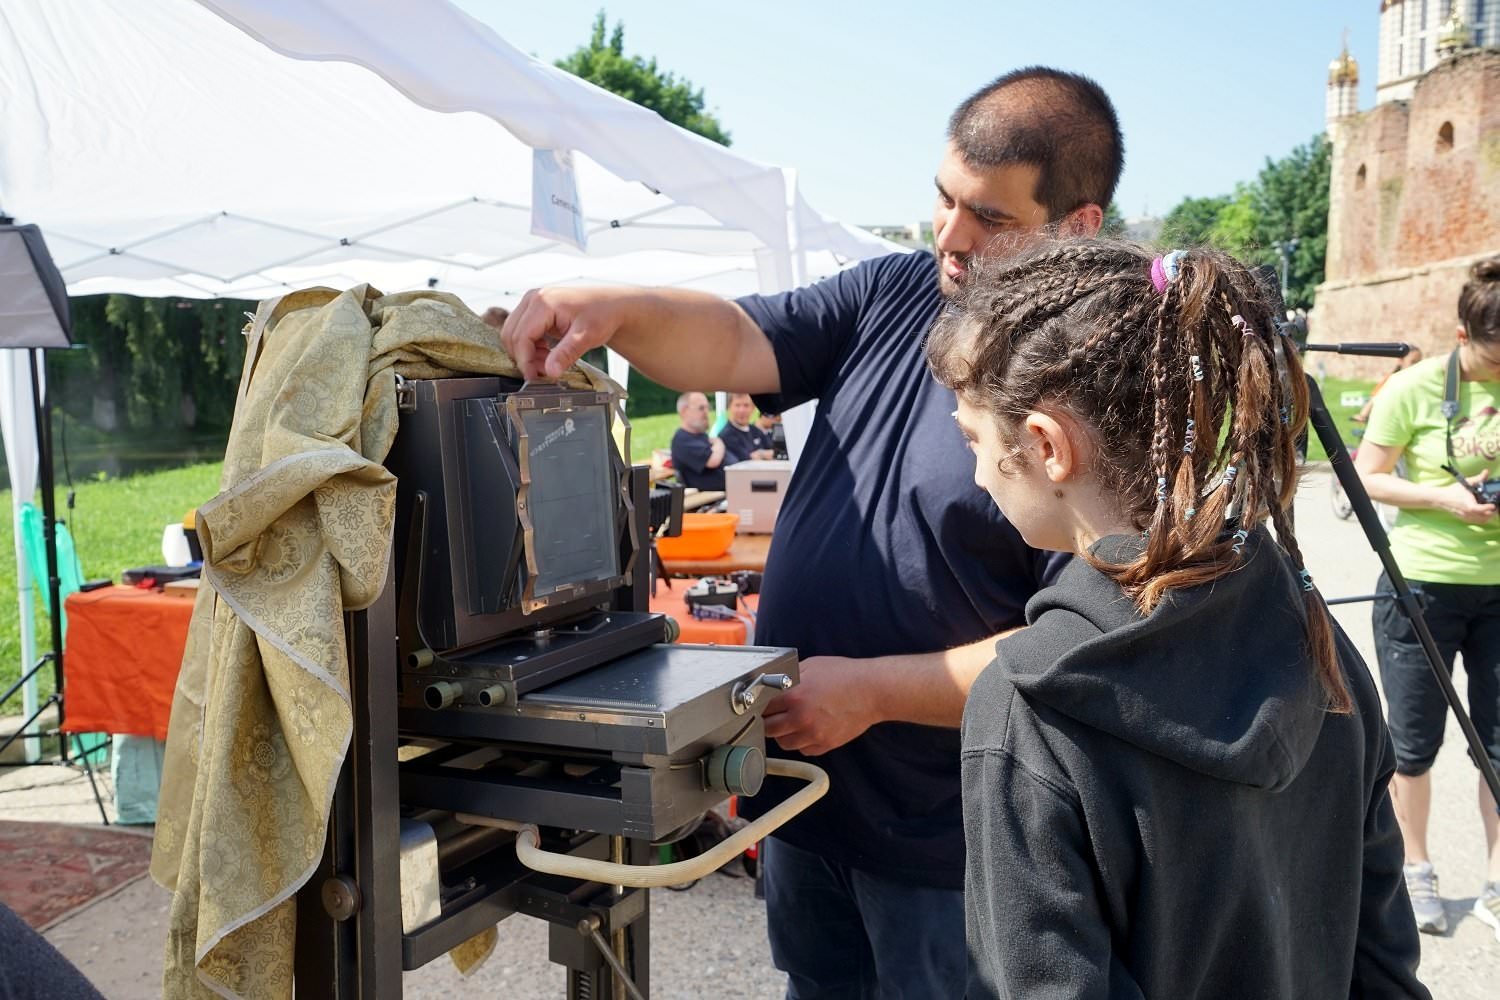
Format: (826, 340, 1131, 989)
(297, 374, 820, 999)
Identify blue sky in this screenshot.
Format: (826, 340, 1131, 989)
(455, 1, 1377, 226)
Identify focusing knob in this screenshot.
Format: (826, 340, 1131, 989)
(705, 744, 766, 797)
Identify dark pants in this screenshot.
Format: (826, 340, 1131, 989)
(761, 836, 965, 999)
(1373, 573, 1500, 776)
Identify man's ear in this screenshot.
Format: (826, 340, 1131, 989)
(1022, 411, 1080, 483)
(1061, 204, 1105, 238)
(1458, 323, 1471, 346)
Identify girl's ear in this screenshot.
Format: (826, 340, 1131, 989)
(1022, 411, 1083, 484)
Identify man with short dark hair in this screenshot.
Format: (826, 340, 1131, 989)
(497, 66, 1124, 997)
(720, 393, 775, 462)
(669, 391, 734, 490)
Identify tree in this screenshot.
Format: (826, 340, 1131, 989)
(1209, 184, 1258, 258)
(556, 12, 731, 146)
(1160, 195, 1230, 247)
(1246, 134, 1331, 310)
(1158, 134, 1331, 310)
(1101, 202, 1126, 238)
(52, 296, 251, 436)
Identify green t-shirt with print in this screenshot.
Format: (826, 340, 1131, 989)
(1363, 354, 1500, 584)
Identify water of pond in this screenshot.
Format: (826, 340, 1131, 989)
(0, 431, 228, 490)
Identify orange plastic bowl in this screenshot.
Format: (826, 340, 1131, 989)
(655, 512, 739, 560)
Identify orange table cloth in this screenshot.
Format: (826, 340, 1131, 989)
(649, 588, 759, 645)
(61, 585, 195, 739)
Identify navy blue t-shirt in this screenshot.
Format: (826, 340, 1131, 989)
(719, 422, 772, 462)
(670, 428, 733, 490)
(736, 250, 1068, 888)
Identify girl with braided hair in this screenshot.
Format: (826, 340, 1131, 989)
(928, 240, 1428, 998)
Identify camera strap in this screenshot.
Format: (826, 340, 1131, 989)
(1442, 347, 1473, 492)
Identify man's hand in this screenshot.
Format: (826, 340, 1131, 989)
(762, 656, 878, 757)
(750, 448, 775, 460)
(1438, 469, 1498, 523)
(501, 287, 632, 380)
(759, 632, 1011, 748)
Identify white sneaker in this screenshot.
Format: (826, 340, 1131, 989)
(1403, 862, 1448, 934)
(1474, 882, 1500, 943)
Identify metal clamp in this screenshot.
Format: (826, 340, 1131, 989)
(394, 373, 416, 412)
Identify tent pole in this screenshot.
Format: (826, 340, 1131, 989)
(13, 527, 39, 763)
(28, 348, 64, 761)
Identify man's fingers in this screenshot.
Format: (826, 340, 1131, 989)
(543, 324, 604, 379)
(501, 290, 552, 381)
(772, 732, 827, 757)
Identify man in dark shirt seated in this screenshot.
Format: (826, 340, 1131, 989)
(758, 411, 789, 460)
(719, 393, 776, 463)
(669, 390, 735, 490)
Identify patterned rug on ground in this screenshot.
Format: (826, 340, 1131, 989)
(0, 820, 152, 929)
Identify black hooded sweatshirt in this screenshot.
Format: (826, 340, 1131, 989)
(962, 529, 1429, 999)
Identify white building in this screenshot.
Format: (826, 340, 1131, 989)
(1377, 0, 1499, 102)
(1327, 44, 1360, 128)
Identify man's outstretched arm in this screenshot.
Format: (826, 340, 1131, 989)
(497, 286, 780, 394)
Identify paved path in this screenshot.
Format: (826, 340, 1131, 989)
(4, 470, 1497, 997)
(1293, 471, 1498, 997)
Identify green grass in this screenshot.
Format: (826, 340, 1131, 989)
(1307, 376, 1376, 463)
(625, 412, 679, 462)
(0, 463, 223, 700)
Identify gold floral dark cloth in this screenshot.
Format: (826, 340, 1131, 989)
(150, 286, 605, 998)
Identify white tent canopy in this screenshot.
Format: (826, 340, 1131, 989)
(0, 0, 895, 304)
(0, 0, 904, 755)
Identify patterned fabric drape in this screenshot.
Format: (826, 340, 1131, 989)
(150, 285, 605, 998)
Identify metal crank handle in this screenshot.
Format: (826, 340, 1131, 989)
(455, 759, 829, 888)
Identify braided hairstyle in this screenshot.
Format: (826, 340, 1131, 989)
(928, 238, 1350, 713)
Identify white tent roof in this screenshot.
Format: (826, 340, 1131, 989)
(0, 0, 903, 754)
(0, 0, 898, 305)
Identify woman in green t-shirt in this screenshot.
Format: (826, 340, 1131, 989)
(1356, 256, 1500, 942)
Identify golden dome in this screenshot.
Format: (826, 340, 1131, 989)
(1328, 47, 1359, 85)
(1437, 10, 1471, 53)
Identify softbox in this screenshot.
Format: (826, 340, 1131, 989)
(0, 222, 72, 348)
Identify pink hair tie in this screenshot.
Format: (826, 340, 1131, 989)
(1150, 256, 1169, 294)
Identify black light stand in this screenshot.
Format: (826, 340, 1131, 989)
(1302, 340, 1500, 808)
(0, 219, 108, 823)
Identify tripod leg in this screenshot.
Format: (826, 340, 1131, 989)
(77, 739, 110, 825)
(1306, 376, 1500, 809)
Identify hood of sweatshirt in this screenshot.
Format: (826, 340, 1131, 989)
(996, 527, 1328, 791)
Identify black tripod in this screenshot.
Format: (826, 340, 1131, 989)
(1302, 340, 1500, 809)
(0, 221, 108, 823)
